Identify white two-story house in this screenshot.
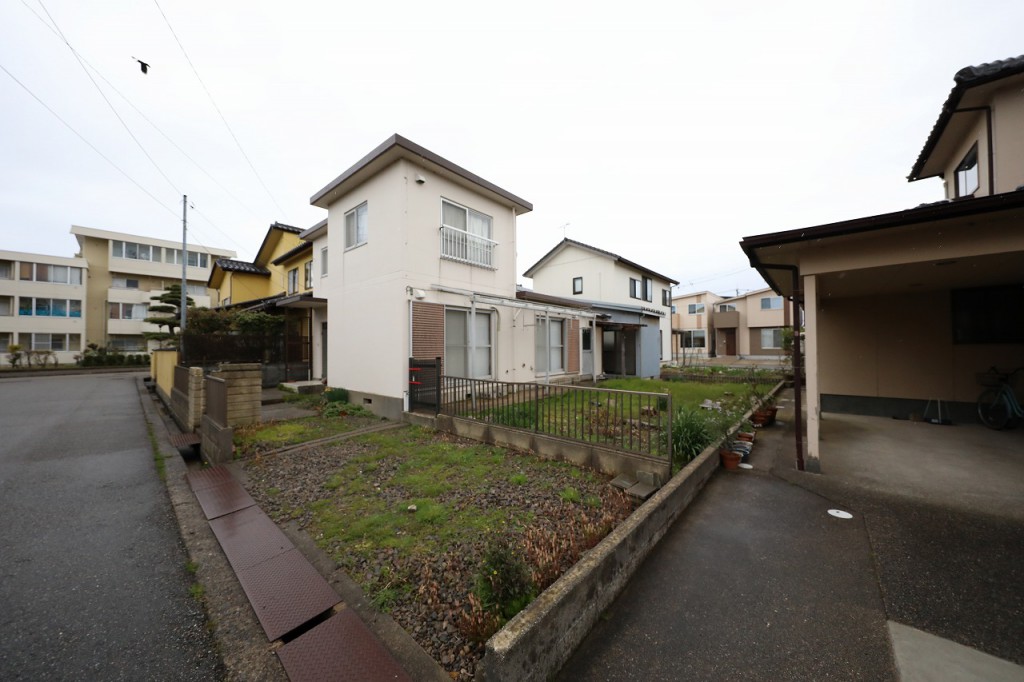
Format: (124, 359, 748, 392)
(523, 238, 677, 379)
(307, 135, 594, 418)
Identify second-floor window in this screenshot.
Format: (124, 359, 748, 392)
(573, 277, 583, 295)
(761, 296, 783, 310)
(304, 261, 312, 289)
(688, 303, 705, 314)
(719, 303, 736, 312)
(441, 199, 495, 268)
(629, 278, 641, 299)
(0, 260, 13, 279)
(287, 268, 298, 295)
(19, 298, 83, 317)
(19, 262, 83, 285)
(644, 277, 652, 303)
(109, 302, 148, 320)
(112, 277, 140, 289)
(321, 247, 328, 276)
(345, 202, 368, 249)
(955, 144, 979, 198)
(662, 289, 671, 306)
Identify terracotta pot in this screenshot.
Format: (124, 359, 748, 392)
(720, 449, 742, 470)
(736, 432, 755, 443)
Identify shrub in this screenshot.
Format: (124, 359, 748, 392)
(672, 406, 716, 465)
(474, 535, 534, 620)
(324, 387, 349, 403)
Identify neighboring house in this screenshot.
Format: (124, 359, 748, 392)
(670, 291, 723, 361)
(0, 249, 88, 364)
(306, 134, 593, 419)
(71, 225, 234, 351)
(710, 288, 790, 360)
(523, 238, 677, 379)
(740, 55, 1024, 472)
(207, 222, 322, 380)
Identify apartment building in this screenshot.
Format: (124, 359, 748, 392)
(71, 225, 235, 351)
(0, 249, 88, 364)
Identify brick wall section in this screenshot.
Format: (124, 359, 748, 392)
(210, 363, 261, 427)
(567, 319, 580, 373)
(412, 301, 444, 366)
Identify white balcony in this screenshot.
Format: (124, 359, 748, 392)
(439, 226, 497, 269)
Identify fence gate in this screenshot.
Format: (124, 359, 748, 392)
(408, 357, 441, 413)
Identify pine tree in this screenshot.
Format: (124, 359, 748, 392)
(143, 284, 194, 348)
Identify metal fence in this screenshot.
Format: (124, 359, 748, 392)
(205, 375, 228, 427)
(440, 376, 672, 461)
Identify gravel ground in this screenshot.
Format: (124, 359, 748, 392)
(243, 427, 635, 680)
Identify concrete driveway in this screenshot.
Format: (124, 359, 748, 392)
(0, 373, 222, 679)
(558, 390, 1024, 681)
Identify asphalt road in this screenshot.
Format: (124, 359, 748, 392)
(0, 373, 222, 680)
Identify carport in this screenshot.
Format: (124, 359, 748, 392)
(742, 190, 1024, 472)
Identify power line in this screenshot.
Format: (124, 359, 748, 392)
(152, 0, 289, 220)
(36, 0, 182, 197)
(0, 61, 179, 220)
(20, 0, 262, 224)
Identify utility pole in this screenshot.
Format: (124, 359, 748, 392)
(181, 195, 188, 357)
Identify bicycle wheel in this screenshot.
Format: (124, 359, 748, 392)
(977, 388, 1010, 430)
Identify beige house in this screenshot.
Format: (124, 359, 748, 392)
(72, 225, 234, 351)
(523, 238, 677, 378)
(0, 249, 88, 363)
(671, 288, 790, 361)
(741, 55, 1024, 472)
(307, 134, 595, 419)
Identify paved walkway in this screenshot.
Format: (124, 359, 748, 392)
(558, 390, 1024, 681)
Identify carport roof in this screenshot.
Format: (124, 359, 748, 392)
(740, 188, 1024, 297)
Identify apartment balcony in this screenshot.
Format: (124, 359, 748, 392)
(439, 226, 497, 269)
(713, 310, 740, 328)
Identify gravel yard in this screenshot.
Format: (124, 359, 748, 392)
(243, 425, 635, 680)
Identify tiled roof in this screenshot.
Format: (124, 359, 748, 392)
(214, 258, 271, 275)
(909, 55, 1024, 181)
(270, 222, 304, 234)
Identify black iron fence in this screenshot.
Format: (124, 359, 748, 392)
(440, 376, 672, 461)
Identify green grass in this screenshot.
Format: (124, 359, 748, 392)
(559, 487, 582, 504)
(234, 412, 376, 454)
(189, 583, 205, 600)
(298, 427, 563, 569)
(600, 377, 751, 410)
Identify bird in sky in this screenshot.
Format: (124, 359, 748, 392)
(132, 57, 150, 74)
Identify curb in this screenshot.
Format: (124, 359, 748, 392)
(136, 377, 287, 682)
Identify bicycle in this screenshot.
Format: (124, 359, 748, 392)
(976, 367, 1024, 430)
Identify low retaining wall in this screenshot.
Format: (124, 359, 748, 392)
(200, 414, 234, 465)
(435, 415, 671, 482)
(476, 440, 721, 681)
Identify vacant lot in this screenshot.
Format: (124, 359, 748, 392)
(243, 425, 633, 679)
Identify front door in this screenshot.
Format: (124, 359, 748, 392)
(581, 327, 594, 377)
(723, 328, 736, 356)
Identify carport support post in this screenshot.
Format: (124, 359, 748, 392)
(801, 274, 820, 472)
(790, 269, 807, 471)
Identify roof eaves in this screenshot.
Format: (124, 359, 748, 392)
(908, 55, 1024, 181)
(523, 237, 678, 284)
(309, 134, 532, 213)
(271, 241, 313, 266)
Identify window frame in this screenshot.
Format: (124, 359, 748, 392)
(444, 307, 493, 379)
(303, 261, 313, 290)
(534, 317, 566, 374)
(682, 329, 706, 349)
(287, 268, 299, 295)
(955, 144, 979, 198)
(760, 296, 783, 311)
(662, 289, 671, 307)
(629, 278, 641, 300)
(687, 303, 705, 315)
(344, 202, 368, 250)
(761, 327, 784, 350)
(572, 277, 583, 295)
(320, 247, 328, 277)
(643, 277, 653, 303)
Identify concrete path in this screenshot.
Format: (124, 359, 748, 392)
(0, 373, 221, 679)
(559, 390, 1024, 681)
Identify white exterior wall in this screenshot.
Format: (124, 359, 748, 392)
(529, 245, 673, 363)
(0, 249, 88, 363)
(321, 159, 523, 406)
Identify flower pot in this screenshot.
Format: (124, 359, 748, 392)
(719, 449, 742, 470)
(736, 431, 755, 443)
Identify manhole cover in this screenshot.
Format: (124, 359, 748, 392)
(828, 509, 853, 519)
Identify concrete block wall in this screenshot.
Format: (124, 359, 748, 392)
(210, 363, 261, 427)
(200, 414, 234, 465)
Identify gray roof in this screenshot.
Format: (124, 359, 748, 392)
(213, 258, 270, 276)
(310, 134, 532, 213)
(909, 55, 1024, 181)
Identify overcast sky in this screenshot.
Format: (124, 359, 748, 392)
(2, 1, 1021, 296)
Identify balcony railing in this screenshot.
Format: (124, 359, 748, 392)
(439, 226, 497, 269)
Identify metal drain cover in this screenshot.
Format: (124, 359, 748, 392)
(828, 509, 853, 519)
